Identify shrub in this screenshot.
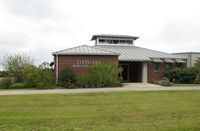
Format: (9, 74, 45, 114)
(58, 67, 76, 88)
(76, 62, 122, 88)
(0, 77, 12, 89)
(164, 67, 196, 84)
(37, 68, 54, 89)
(23, 65, 39, 87)
(23, 65, 54, 89)
(9, 83, 29, 89)
(0, 71, 8, 77)
(164, 68, 182, 82)
(76, 74, 96, 88)
(178, 68, 196, 84)
(90, 62, 122, 87)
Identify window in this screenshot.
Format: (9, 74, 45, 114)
(165, 63, 171, 71)
(99, 39, 105, 43)
(113, 40, 119, 44)
(99, 39, 133, 44)
(127, 40, 133, 44)
(153, 63, 159, 72)
(120, 40, 126, 44)
(105, 39, 112, 44)
(176, 63, 182, 68)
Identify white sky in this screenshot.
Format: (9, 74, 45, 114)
(0, 0, 200, 69)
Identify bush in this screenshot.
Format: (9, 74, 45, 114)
(0, 71, 8, 77)
(76, 74, 96, 88)
(9, 83, 29, 89)
(178, 68, 196, 84)
(58, 67, 76, 88)
(23, 65, 54, 89)
(164, 68, 181, 82)
(23, 65, 39, 87)
(76, 62, 122, 88)
(0, 77, 12, 89)
(164, 67, 196, 84)
(91, 62, 122, 87)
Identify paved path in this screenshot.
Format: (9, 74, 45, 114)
(0, 86, 200, 95)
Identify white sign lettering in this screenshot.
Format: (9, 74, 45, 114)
(73, 60, 101, 68)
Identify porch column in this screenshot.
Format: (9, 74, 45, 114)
(142, 62, 148, 83)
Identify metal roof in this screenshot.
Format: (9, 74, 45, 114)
(91, 34, 139, 41)
(176, 59, 186, 63)
(164, 58, 174, 63)
(94, 44, 188, 61)
(173, 52, 200, 54)
(152, 58, 163, 63)
(52, 45, 120, 56)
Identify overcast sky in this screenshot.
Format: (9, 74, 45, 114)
(0, 0, 200, 69)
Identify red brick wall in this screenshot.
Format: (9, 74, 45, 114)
(147, 60, 187, 83)
(54, 55, 118, 83)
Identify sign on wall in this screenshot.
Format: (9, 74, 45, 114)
(72, 60, 101, 68)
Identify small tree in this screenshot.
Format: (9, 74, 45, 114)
(1, 53, 33, 82)
(39, 62, 51, 70)
(23, 65, 54, 89)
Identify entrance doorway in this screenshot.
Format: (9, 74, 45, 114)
(120, 62, 142, 82)
(121, 64, 129, 82)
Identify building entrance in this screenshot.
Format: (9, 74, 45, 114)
(120, 62, 142, 82)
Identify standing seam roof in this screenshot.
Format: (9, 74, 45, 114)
(94, 44, 187, 61)
(52, 45, 120, 56)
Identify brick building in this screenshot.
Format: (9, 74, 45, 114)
(52, 34, 187, 84)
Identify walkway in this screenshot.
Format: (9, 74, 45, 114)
(0, 85, 200, 95)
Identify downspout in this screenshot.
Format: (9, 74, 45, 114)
(56, 53, 59, 85)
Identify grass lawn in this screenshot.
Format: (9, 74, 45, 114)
(172, 84, 200, 86)
(0, 91, 200, 131)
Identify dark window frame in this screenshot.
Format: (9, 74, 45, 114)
(105, 39, 112, 44)
(99, 39, 106, 43)
(165, 63, 171, 71)
(127, 40, 133, 44)
(153, 63, 159, 72)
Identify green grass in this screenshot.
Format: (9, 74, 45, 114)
(172, 84, 200, 86)
(0, 91, 200, 131)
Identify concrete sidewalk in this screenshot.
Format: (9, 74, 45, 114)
(0, 86, 200, 95)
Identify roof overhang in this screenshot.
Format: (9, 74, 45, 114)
(176, 59, 186, 63)
(91, 34, 139, 41)
(152, 58, 163, 63)
(52, 53, 120, 56)
(164, 59, 174, 63)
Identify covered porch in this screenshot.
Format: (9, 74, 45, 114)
(119, 61, 147, 83)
